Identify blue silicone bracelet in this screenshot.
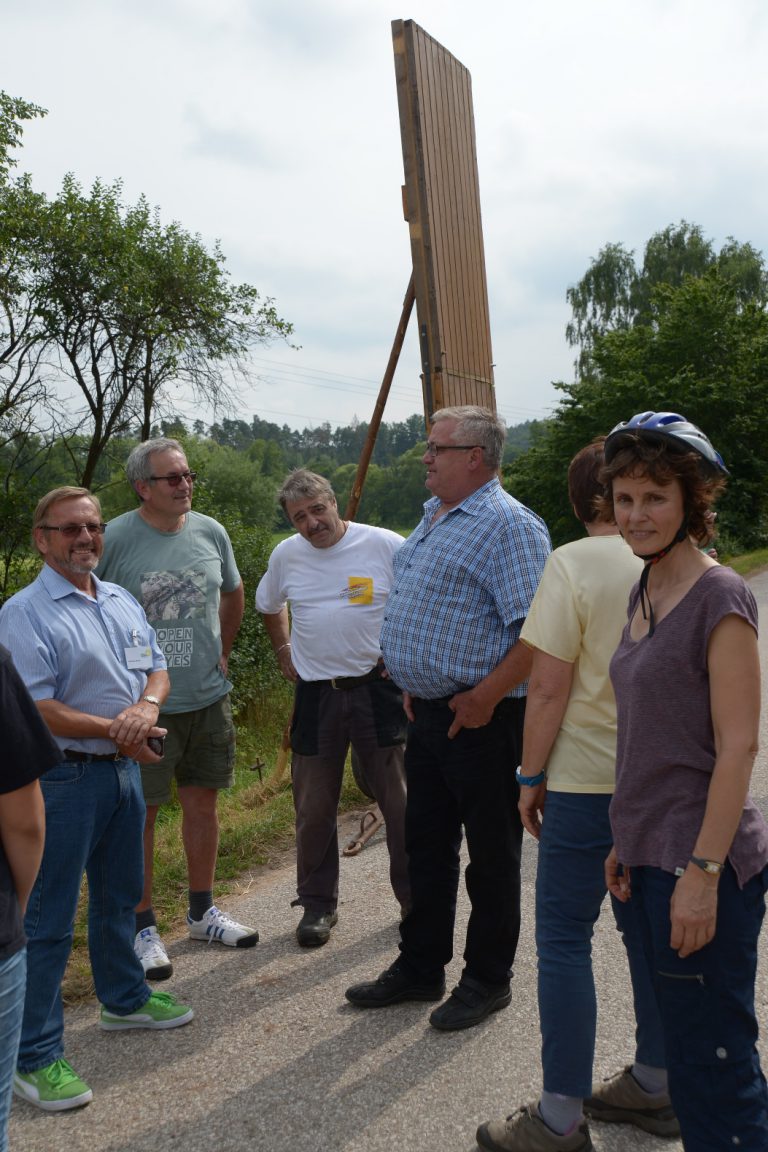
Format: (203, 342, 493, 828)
(515, 766, 546, 787)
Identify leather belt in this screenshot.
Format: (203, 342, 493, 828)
(63, 749, 123, 763)
(309, 666, 383, 691)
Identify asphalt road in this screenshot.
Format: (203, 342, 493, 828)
(10, 570, 768, 1152)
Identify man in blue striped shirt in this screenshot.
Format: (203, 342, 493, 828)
(346, 406, 550, 1031)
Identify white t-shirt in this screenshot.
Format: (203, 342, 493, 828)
(255, 522, 403, 680)
(520, 534, 641, 792)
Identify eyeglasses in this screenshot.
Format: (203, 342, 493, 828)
(148, 471, 197, 487)
(424, 443, 481, 458)
(41, 523, 107, 538)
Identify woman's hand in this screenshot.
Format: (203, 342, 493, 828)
(605, 846, 630, 902)
(518, 781, 547, 840)
(670, 865, 718, 957)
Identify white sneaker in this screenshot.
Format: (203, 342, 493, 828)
(187, 905, 259, 948)
(134, 927, 173, 980)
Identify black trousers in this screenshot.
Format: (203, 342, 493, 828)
(399, 695, 525, 986)
(290, 678, 409, 912)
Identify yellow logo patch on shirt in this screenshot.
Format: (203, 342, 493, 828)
(347, 576, 373, 605)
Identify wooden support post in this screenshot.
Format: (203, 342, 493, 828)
(344, 274, 416, 521)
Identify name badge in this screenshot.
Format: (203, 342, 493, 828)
(125, 645, 153, 670)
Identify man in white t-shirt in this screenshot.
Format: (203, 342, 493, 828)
(256, 470, 409, 947)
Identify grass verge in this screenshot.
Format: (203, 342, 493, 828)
(727, 549, 768, 578)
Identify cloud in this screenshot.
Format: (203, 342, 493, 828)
(184, 105, 280, 168)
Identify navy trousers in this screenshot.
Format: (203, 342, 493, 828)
(399, 695, 525, 987)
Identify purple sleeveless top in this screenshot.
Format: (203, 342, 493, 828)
(610, 565, 768, 885)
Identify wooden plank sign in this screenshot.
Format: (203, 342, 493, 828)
(392, 19, 496, 420)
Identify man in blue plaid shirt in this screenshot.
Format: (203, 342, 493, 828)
(346, 406, 550, 1031)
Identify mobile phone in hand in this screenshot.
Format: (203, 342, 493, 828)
(147, 735, 165, 756)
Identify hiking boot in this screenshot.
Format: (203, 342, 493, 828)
(13, 1058, 93, 1112)
(100, 990, 194, 1030)
(584, 1066, 680, 1137)
(134, 926, 173, 980)
(187, 905, 259, 947)
(477, 1104, 594, 1152)
(296, 908, 338, 947)
(345, 959, 445, 1007)
(429, 975, 511, 1031)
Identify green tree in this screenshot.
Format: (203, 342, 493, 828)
(508, 262, 768, 551)
(387, 414, 425, 459)
(210, 418, 255, 452)
(566, 221, 768, 375)
(0, 176, 55, 439)
(0, 92, 45, 182)
(21, 175, 293, 485)
(190, 481, 279, 716)
(335, 444, 428, 528)
(192, 439, 277, 531)
(246, 438, 287, 485)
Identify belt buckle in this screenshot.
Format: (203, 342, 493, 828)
(330, 678, 339, 690)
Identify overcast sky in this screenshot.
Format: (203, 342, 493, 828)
(3, 0, 768, 433)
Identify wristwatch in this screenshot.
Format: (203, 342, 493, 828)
(141, 695, 161, 708)
(689, 855, 724, 876)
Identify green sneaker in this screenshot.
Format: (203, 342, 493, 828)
(13, 1058, 93, 1111)
(100, 990, 194, 1031)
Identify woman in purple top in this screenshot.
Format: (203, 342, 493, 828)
(600, 412, 768, 1151)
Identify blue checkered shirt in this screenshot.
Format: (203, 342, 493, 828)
(380, 479, 550, 699)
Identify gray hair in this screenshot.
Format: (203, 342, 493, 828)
(431, 405, 506, 470)
(125, 438, 186, 488)
(278, 469, 336, 513)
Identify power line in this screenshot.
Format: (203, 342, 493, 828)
(168, 354, 553, 430)
(248, 355, 552, 421)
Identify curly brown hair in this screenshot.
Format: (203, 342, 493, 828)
(596, 436, 727, 545)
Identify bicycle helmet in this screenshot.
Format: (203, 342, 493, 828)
(604, 411, 729, 475)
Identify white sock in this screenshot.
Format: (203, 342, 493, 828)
(539, 1092, 583, 1135)
(631, 1062, 668, 1095)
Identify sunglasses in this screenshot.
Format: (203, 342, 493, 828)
(40, 523, 107, 538)
(148, 471, 197, 487)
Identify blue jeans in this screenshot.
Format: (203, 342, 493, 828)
(399, 696, 525, 986)
(0, 948, 26, 1151)
(19, 758, 149, 1072)
(630, 863, 768, 1151)
(536, 792, 665, 1098)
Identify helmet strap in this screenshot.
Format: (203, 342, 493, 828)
(636, 519, 688, 637)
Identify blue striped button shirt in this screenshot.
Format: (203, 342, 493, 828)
(0, 564, 166, 755)
(380, 479, 550, 699)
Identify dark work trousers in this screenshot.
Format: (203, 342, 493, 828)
(398, 694, 525, 987)
(630, 862, 768, 1151)
(290, 677, 409, 914)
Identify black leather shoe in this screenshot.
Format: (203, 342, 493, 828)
(296, 909, 338, 947)
(429, 975, 511, 1031)
(345, 961, 445, 1007)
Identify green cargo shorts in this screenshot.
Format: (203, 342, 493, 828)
(141, 694, 236, 805)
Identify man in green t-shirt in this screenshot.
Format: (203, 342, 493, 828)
(99, 439, 258, 980)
